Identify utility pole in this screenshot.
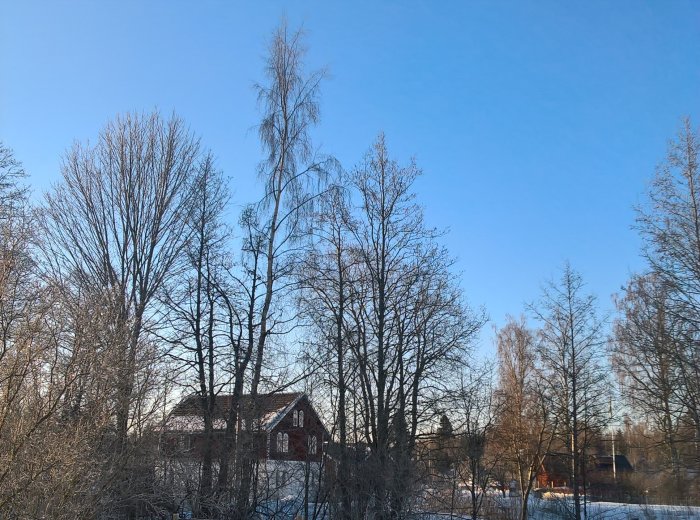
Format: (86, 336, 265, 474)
(610, 400, 616, 484)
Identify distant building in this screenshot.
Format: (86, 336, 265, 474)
(537, 452, 571, 489)
(162, 392, 330, 502)
(536, 452, 634, 497)
(590, 453, 633, 475)
(587, 453, 634, 499)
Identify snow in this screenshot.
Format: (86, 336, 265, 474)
(499, 497, 700, 520)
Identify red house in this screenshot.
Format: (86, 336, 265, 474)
(536, 452, 571, 489)
(163, 392, 330, 501)
(164, 392, 327, 461)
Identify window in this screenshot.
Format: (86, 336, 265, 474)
(241, 418, 246, 431)
(292, 411, 298, 427)
(277, 432, 289, 453)
(277, 432, 284, 452)
(298, 410, 304, 427)
(309, 435, 317, 455)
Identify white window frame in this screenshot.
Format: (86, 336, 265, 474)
(293, 410, 298, 427)
(283, 433, 289, 453)
(298, 410, 304, 427)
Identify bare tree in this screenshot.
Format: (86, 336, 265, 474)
(454, 367, 500, 520)
(298, 181, 356, 519)
(0, 143, 28, 221)
(612, 274, 689, 487)
(494, 316, 556, 520)
(0, 144, 100, 519)
(326, 134, 485, 519)
(0, 143, 43, 512)
(215, 24, 332, 518)
(40, 111, 203, 515)
(637, 118, 700, 326)
(530, 264, 609, 520)
(249, 21, 328, 397)
(636, 118, 700, 476)
(161, 153, 232, 514)
(347, 134, 431, 519)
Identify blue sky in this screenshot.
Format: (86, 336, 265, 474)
(2, 1, 699, 355)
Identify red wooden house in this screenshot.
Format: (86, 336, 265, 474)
(164, 392, 328, 462)
(162, 392, 330, 500)
(537, 452, 571, 489)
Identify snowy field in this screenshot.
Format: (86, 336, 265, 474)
(253, 496, 700, 519)
(413, 498, 700, 520)
(499, 497, 700, 520)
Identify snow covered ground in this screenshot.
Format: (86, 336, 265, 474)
(516, 497, 700, 520)
(253, 496, 700, 519)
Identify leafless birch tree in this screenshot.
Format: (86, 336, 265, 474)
(494, 316, 556, 520)
(214, 24, 333, 519)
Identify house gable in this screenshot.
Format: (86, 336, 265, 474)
(268, 395, 328, 463)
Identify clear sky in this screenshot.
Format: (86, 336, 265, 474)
(2, 1, 699, 355)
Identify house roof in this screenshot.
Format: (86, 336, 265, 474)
(592, 454, 633, 472)
(168, 392, 303, 431)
